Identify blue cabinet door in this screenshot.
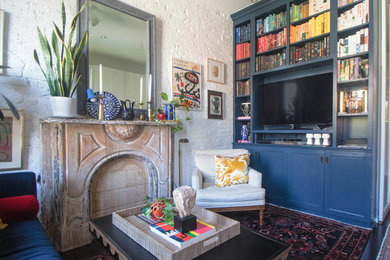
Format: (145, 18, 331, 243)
(324, 151, 371, 225)
(289, 150, 324, 213)
(251, 148, 289, 205)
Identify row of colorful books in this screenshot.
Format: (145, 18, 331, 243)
(337, 0, 363, 7)
(236, 61, 250, 79)
(256, 28, 287, 54)
(236, 42, 251, 60)
(337, 0, 369, 31)
(236, 80, 250, 96)
(256, 11, 286, 36)
(255, 50, 286, 72)
(236, 23, 251, 44)
(290, 36, 330, 65)
(290, 0, 330, 22)
(337, 58, 368, 82)
(290, 11, 330, 43)
(337, 28, 369, 57)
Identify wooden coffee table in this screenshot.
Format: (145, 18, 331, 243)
(90, 215, 291, 260)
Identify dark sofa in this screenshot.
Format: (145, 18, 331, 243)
(0, 171, 61, 260)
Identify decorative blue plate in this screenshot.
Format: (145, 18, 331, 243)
(86, 91, 120, 120)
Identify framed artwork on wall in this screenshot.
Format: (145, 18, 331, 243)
(207, 90, 223, 119)
(207, 58, 225, 84)
(0, 109, 23, 169)
(172, 58, 201, 110)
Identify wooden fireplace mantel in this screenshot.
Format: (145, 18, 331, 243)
(39, 118, 174, 251)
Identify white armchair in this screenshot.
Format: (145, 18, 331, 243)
(191, 149, 265, 226)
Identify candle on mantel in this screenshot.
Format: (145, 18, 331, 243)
(89, 67, 93, 89)
(148, 74, 152, 101)
(99, 64, 103, 95)
(140, 77, 143, 103)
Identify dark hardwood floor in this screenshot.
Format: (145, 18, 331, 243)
(361, 213, 390, 260)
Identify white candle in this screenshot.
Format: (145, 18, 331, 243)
(89, 67, 93, 90)
(99, 64, 103, 94)
(148, 74, 152, 101)
(140, 77, 143, 103)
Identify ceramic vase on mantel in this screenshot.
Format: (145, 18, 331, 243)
(49, 96, 78, 118)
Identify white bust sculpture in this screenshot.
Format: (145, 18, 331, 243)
(173, 186, 196, 218)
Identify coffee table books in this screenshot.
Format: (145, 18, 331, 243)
(112, 205, 240, 260)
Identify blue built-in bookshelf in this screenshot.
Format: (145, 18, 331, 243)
(231, 0, 376, 228)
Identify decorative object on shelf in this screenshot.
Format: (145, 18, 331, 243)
(33, 0, 88, 117)
(340, 89, 368, 114)
(0, 109, 23, 169)
(165, 104, 175, 120)
(322, 133, 331, 146)
(86, 91, 120, 120)
(172, 58, 201, 110)
(141, 196, 174, 223)
(49, 96, 78, 118)
(157, 108, 166, 120)
(313, 134, 322, 145)
(120, 100, 135, 121)
(241, 124, 249, 141)
(86, 89, 97, 103)
(153, 92, 190, 133)
(173, 186, 197, 233)
(306, 133, 314, 145)
(207, 58, 225, 84)
(207, 90, 223, 120)
(240, 102, 251, 117)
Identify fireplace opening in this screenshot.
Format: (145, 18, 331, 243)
(88, 155, 156, 219)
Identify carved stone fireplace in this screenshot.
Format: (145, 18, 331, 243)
(39, 119, 173, 251)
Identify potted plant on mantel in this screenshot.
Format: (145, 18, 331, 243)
(33, 1, 88, 118)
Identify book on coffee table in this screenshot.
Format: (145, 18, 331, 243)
(150, 219, 216, 248)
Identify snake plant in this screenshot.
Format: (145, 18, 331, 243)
(33, 1, 88, 97)
(0, 65, 19, 120)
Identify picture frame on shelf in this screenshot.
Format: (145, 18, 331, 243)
(207, 90, 223, 120)
(207, 58, 225, 84)
(0, 109, 23, 169)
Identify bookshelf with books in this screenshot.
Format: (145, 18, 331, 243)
(231, 0, 376, 228)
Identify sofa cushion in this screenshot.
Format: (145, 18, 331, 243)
(195, 149, 249, 182)
(196, 184, 265, 202)
(0, 195, 39, 223)
(0, 219, 61, 259)
(215, 153, 249, 187)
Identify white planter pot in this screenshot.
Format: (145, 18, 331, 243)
(49, 96, 78, 118)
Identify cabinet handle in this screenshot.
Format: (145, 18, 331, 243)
(320, 156, 323, 164)
(326, 157, 328, 164)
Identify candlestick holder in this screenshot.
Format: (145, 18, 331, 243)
(98, 94, 104, 120)
(139, 101, 146, 120)
(147, 100, 153, 121)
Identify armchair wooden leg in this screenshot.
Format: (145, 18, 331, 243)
(259, 206, 265, 227)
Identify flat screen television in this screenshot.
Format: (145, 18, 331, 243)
(258, 72, 333, 128)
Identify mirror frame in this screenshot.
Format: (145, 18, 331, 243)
(78, 0, 156, 116)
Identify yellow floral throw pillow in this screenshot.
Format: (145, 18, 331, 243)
(215, 153, 250, 187)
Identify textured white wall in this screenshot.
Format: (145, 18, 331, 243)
(0, 0, 238, 188)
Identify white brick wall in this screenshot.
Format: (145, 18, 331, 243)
(0, 0, 238, 189)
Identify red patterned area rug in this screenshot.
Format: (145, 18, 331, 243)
(222, 205, 370, 260)
(378, 224, 390, 259)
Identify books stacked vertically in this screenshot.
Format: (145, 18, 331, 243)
(236, 80, 250, 96)
(150, 220, 216, 248)
(236, 24, 250, 43)
(256, 28, 287, 54)
(290, 36, 330, 64)
(255, 50, 286, 71)
(337, 0, 369, 30)
(256, 11, 286, 36)
(236, 61, 250, 79)
(337, 29, 368, 57)
(337, 58, 368, 82)
(236, 42, 251, 60)
(290, 11, 330, 43)
(290, 0, 330, 22)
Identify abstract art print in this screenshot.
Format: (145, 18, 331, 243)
(207, 90, 223, 119)
(0, 109, 23, 169)
(172, 58, 201, 110)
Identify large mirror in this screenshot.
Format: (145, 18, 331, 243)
(78, 0, 155, 116)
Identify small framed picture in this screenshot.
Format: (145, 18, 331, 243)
(208, 90, 223, 119)
(207, 58, 225, 84)
(0, 109, 23, 169)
